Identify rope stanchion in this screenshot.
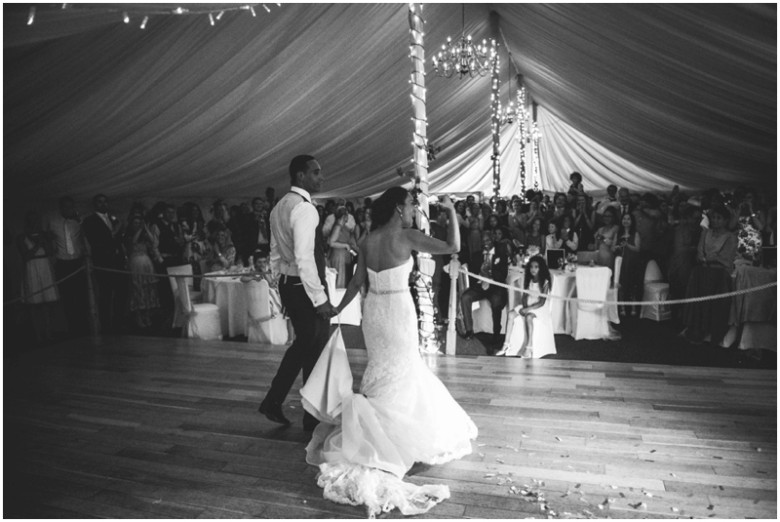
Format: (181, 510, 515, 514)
(459, 267, 776, 307)
(3, 265, 86, 306)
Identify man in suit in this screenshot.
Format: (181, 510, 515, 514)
(258, 155, 338, 431)
(82, 193, 125, 333)
(460, 230, 510, 343)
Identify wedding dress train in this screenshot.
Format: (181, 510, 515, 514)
(302, 257, 478, 516)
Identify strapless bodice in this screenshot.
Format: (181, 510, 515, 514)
(367, 257, 413, 294)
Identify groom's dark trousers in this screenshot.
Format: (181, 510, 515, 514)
(263, 225, 330, 425)
(265, 278, 330, 408)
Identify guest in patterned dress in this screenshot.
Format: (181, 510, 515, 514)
(123, 214, 160, 330)
(16, 210, 59, 344)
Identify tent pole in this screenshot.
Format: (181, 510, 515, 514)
(408, 3, 437, 354)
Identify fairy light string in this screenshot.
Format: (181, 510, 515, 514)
(23, 3, 280, 29)
(408, 3, 438, 354)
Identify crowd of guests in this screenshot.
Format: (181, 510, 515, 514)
(11, 172, 777, 349)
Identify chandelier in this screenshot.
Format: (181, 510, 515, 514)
(499, 48, 516, 125)
(432, 4, 496, 79)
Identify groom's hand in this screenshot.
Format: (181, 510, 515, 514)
(316, 302, 338, 320)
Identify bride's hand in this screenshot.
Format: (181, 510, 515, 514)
(439, 195, 455, 212)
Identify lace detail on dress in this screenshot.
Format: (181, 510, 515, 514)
(317, 462, 450, 518)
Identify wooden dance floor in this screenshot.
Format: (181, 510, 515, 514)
(5, 335, 776, 519)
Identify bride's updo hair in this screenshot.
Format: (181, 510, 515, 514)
(370, 186, 409, 231)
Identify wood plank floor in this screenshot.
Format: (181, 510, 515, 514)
(4, 335, 776, 519)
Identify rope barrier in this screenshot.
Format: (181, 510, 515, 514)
(92, 265, 252, 279)
(458, 267, 776, 307)
(3, 265, 87, 306)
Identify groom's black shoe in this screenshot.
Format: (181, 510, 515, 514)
(258, 400, 291, 425)
(303, 412, 320, 432)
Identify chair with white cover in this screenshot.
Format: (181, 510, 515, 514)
(326, 267, 362, 326)
(573, 266, 614, 340)
(166, 265, 202, 310)
(460, 264, 507, 334)
(503, 292, 556, 358)
(172, 275, 222, 340)
(640, 259, 671, 321)
(244, 279, 289, 345)
(605, 256, 623, 324)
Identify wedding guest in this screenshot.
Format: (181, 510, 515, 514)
(507, 199, 526, 244)
(151, 204, 185, 268)
(180, 202, 207, 289)
(429, 206, 451, 321)
(465, 203, 484, 269)
(682, 205, 737, 346)
(460, 231, 510, 343)
(594, 207, 619, 269)
(614, 212, 642, 317)
(544, 219, 563, 253)
(206, 199, 231, 238)
(328, 206, 358, 288)
(595, 184, 619, 216)
(123, 214, 160, 330)
(205, 225, 236, 272)
(616, 187, 634, 218)
(546, 192, 570, 223)
(46, 196, 89, 335)
(572, 194, 595, 250)
(559, 215, 579, 255)
(82, 193, 126, 333)
(667, 205, 702, 319)
(495, 200, 510, 228)
(265, 186, 279, 208)
(496, 255, 551, 358)
(17, 210, 59, 344)
(567, 171, 586, 203)
(525, 216, 545, 253)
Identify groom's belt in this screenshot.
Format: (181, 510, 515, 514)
(279, 274, 303, 285)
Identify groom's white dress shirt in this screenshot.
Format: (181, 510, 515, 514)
(269, 186, 328, 307)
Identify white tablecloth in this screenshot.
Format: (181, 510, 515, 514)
(202, 272, 283, 338)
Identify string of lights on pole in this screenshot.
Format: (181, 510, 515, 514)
(408, 3, 439, 355)
(514, 84, 529, 196)
(26, 3, 280, 29)
(489, 47, 501, 205)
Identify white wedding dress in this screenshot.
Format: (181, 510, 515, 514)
(304, 257, 478, 517)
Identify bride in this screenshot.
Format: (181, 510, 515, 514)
(304, 187, 478, 516)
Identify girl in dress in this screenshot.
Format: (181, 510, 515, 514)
(496, 255, 551, 358)
(328, 206, 358, 288)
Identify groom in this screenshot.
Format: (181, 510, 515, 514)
(259, 155, 338, 431)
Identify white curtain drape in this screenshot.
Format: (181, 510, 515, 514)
(3, 3, 775, 204)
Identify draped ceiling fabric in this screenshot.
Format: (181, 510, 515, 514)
(3, 3, 776, 205)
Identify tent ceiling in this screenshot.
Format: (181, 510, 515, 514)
(3, 3, 776, 202)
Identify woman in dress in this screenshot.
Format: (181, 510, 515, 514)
(682, 205, 737, 345)
(667, 205, 701, 312)
(123, 214, 160, 329)
(559, 214, 579, 256)
(525, 216, 545, 254)
(205, 225, 236, 272)
(614, 212, 642, 317)
(572, 194, 595, 250)
(16, 210, 59, 344)
(328, 206, 358, 288)
(594, 207, 619, 269)
(305, 188, 477, 516)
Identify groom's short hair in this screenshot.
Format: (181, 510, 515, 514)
(289, 155, 316, 185)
